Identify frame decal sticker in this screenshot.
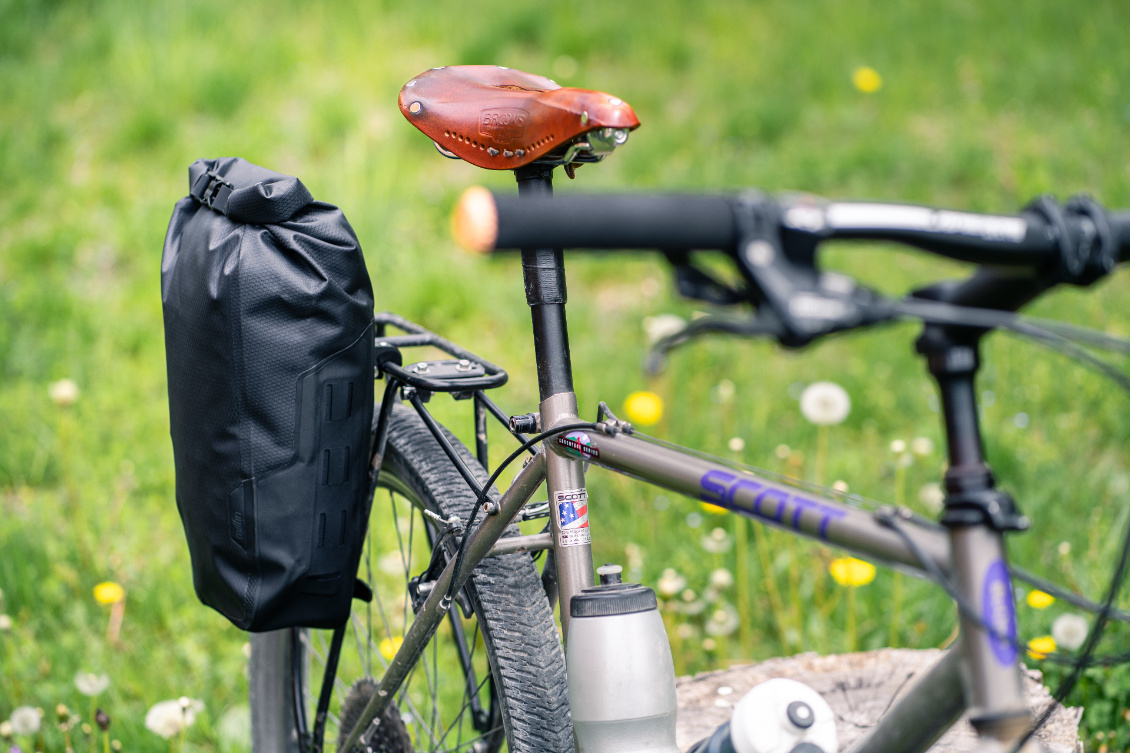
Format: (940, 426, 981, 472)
(558, 431, 599, 459)
(554, 488, 591, 547)
(981, 559, 1018, 665)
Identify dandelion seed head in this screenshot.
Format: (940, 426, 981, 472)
(74, 672, 110, 696)
(701, 527, 732, 553)
(775, 444, 790, 460)
(0, 614, 11, 631)
(799, 382, 851, 426)
(702, 638, 717, 651)
(1052, 614, 1089, 652)
(727, 436, 745, 453)
(831, 480, 849, 493)
(657, 569, 686, 598)
(709, 568, 734, 590)
(0, 720, 11, 738)
(919, 483, 945, 513)
(705, 603, 740, 636)
(911, 437, 934, 456)
(889, 439, 907, 454)
(9, 707, 41, 735)
(1057, 541, 1071, 557)
(712, 379, 736, 404)
(48, 378, 80, 407)
(675, 624, 695, 640)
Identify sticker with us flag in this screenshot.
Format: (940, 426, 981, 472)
(554, 488, 591, 547)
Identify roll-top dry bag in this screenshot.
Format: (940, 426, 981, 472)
(161, 157, 374, 631)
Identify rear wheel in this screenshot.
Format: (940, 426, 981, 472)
(249, 404, 573, 752)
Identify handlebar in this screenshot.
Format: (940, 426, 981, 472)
(453, 187, 1129, 346)
(456, 186, 1130, 268)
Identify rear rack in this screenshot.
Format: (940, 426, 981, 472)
(373, 312, 508, 396)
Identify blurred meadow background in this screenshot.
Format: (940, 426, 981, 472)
(3, 0, 1130, 749)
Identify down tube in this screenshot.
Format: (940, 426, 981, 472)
(569, 430, 951, 576)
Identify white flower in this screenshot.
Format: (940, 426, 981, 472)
(642, 314, 686, 345)
(711, 379, 736, 404)
(48, 378, 80, 407)
(799, 382, 851, 425)
(911, 437, 934, 456)
(0, 720, 11, 737)
(9, 706, 41, 735)
(700, 527, 732, 554)
(705, 602, 740, 636)
(75, 671, 110, 696)
(656, 569, 686, 599)
(918, 483, 945, 513)
(709, 568, 734, 589)
(1057, 541, 1071, 557)
(831, 480, 849, 493)
(1052, 614, 1089, 652)
(727, 436, 745, 453)
(889, 439, 907, 454)
(145, 698, 203, 739)
(0, 614, 11, 631)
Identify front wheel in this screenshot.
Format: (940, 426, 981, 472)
(249, 404, 573, 752)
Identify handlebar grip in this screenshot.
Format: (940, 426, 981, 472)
(454, 187, 738, 252)
(1109, 211, 1130, 262)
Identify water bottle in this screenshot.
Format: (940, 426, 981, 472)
(686, 678, 838, 753)
(566, 564, 680, 753)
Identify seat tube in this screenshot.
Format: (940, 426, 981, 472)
(917, 322, 1030, 746)
(515, 164, 594, 642)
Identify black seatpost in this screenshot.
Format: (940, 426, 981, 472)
(514, 164, 575, 401)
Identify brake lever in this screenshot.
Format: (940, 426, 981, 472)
(664, 251, 749, 306)
(733, 193, 886, 346)
(644, 314, 787, 374)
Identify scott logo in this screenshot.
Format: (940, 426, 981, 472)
(479, 109, 529, 144)
(699, 470, 847, 540)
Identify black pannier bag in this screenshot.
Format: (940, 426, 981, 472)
(161, 157, 374, 631)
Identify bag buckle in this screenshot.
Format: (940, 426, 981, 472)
(190, 171, 234, 213)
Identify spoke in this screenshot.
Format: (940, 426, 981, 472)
(433, 671, 494, 752)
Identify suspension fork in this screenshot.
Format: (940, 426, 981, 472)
(515, 164, 594, 642)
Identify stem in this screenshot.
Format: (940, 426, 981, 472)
(735, 517, 751, 650)
(752, 524, 792, 653)
(815, 424, 828, 486)
(847, 586, 858, 652)
(889, 572, 904, 647)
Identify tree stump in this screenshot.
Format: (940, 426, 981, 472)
(675, 649, 1082, 752)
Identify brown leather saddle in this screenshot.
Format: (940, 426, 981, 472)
(398, 65, 640, 170)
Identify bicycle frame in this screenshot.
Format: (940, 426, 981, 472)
(342, 171, 1037, 753)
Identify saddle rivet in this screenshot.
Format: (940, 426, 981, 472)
(504, 150, 514, 158)
(516, 149, 525, 157)
(406, 80, 417, 87)
(488, 148, 500, 157)
(609, 97, 623, 105)
(581, 111, 589, 125)
(409, 101, 422, 114)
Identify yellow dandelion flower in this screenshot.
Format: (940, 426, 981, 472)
(379, 635, 404, 661)
(699, 502, 727, 515)
(829, 557, 876, 587)
(852, 66, 883, 94)
(623, 391, 663, 426)
(1026, 590, 1055, 609)
(1026, 635, 1056, 660)
(93, 582, 125, 605)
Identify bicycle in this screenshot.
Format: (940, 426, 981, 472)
(246, 65, 1130, 753)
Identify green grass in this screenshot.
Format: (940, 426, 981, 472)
(2, 0, 1130, 749)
